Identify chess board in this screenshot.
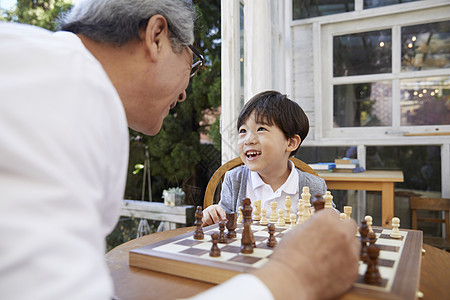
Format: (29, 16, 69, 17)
(129, 223, 423, 300)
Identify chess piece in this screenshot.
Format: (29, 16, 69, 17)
(269, 202, 278, 223)
(364, 244, 381, 284)
(267, 223, 277, 247)
(210, 232, 221, 257)
(226, 213, 237, 238)
(260, 208, 268, 225)
(390, 217, 401, 239)
(324, 191, 333, 209)
(284, 196, 292, 223)
(237, 206, 243, 223)
(365, 215, 373, 233)
(193, 206, 204, 240)
(344, 206, 352, 219)
(359, 219, 369, 262)
(253, 199, 261, 221)
(289, 214, 297, 229)
(218, 220, 227, 243)
(297, 203, 305, 225)
(339, 212, 347, 220)
(240, 198, 254, 254)
(303, 199, 312, 221)
(312, 194, 325, 212)
(368, 231, 377, 246)
(276, 209, 286, 227)
(301, 186, 311, 204)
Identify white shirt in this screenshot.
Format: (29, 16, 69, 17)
(0, 23, 129, 300)
(246, 160, 300, 217)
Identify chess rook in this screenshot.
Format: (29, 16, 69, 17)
(226, 212, 237, 238)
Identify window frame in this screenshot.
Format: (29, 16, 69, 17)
(320, 5, 450, 141)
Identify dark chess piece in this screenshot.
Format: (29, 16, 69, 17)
(241, 198, 254, 254)
(364, 244, 381, 284)
(368, 231, 377, 246)
(312, 194, 325, 212)
(218, 220, 227, 243)
(267, 223, 277, 247)
(193, 206, 204, 240)
(210, 232, 221, 257)
(359, 219, 369, 262)
(226, 212, 237, 238)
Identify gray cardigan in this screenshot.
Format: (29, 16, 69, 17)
(218, 165, 330, 213)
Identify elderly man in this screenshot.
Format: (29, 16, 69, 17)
(0, 1, 359, 299)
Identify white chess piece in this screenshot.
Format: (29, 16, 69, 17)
(303, 200, 312, 221)
(297, 203, 305, 225)
(290, 214, 297, 229)
(253, 199, 261, 221)
(390, 217, 401, 239)
(237, 206, 243, 223)
(344, 206, 352, 219)
(339, 213, 347, 220)
(365, 215, 373, 232)
(260, 208, 268, 225)
(324, 191, 333, 209)
(269, 202, 278, 223)
(275, 209, 286, 227)
(284, 196, 292, 223)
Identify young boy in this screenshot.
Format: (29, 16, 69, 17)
(203, 90, 332, 225)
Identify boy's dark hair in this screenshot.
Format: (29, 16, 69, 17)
(237, 90, 309, 157)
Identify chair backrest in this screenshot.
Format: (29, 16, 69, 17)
(410, 197, 450, 241)
(203, 157, 319, 208)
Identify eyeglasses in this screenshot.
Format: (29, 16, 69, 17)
(188, 45, 205, 78)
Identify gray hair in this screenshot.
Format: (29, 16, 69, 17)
(58, 0, 196, 52)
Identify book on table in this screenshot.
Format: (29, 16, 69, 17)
(308, 162, 335, 171)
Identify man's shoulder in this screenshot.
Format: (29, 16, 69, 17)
(224, 165, 247, 180)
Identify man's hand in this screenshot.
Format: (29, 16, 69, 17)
(202, 205, 227, 226)
(253, 209, 360, 300)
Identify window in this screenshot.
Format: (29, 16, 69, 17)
(322, 13, 450, 138)
(293, 0, 354, 20)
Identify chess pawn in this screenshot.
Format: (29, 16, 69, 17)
(324, 191, 333, 209)
(344, 206, 352, 219)
(297, 203, 305, 225)
(269, 202, 278, 223)
(267, 224, 277, 247)
(284, 196, 292, 223)
(289, 214, 297, 229)
(275, 209, 286, 227)
(193, 206, 204, 240)
(237, 206, 243, 223)
(210, 232, 221, 257)
(253, 199, 261, 221)
(365, 215, 373, 233)
(390, 217, 401, 239)
(260, 208, 268, 225)
(218, 220, 227, 243)
(339, 212, 347, 220)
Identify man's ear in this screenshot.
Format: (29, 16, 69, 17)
(287, 134, 301, 153)
(142, 14, 169, 62)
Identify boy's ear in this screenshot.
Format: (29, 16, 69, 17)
(287, 134, 301, 153)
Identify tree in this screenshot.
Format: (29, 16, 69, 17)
(1, 0, 73, 30)
(126, 0, 222, 207)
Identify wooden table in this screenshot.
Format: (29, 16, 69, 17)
(318, 171, 404, 226)
(106, 227, 450, 300)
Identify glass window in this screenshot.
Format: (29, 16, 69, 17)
(400, 76, 450, 126)
(334, 82, 392, 127)
(402, 20, 450, 72)
(364, 0, 421, 9)
(293, 0, 354, 20)
(333, 29, 391, 77)
(366, 146, 441, 192)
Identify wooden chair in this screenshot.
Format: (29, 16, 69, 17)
(410, 197, 450, 251)
(203, 157, 319, 208)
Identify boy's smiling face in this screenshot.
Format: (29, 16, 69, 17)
(238, 112, 299, 180)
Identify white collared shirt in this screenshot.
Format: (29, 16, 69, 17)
(246, 160, 300, 217)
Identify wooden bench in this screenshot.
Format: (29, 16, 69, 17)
(121, 200, 195, 231)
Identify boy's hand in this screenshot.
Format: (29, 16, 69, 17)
(202, 205, 227, 226)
